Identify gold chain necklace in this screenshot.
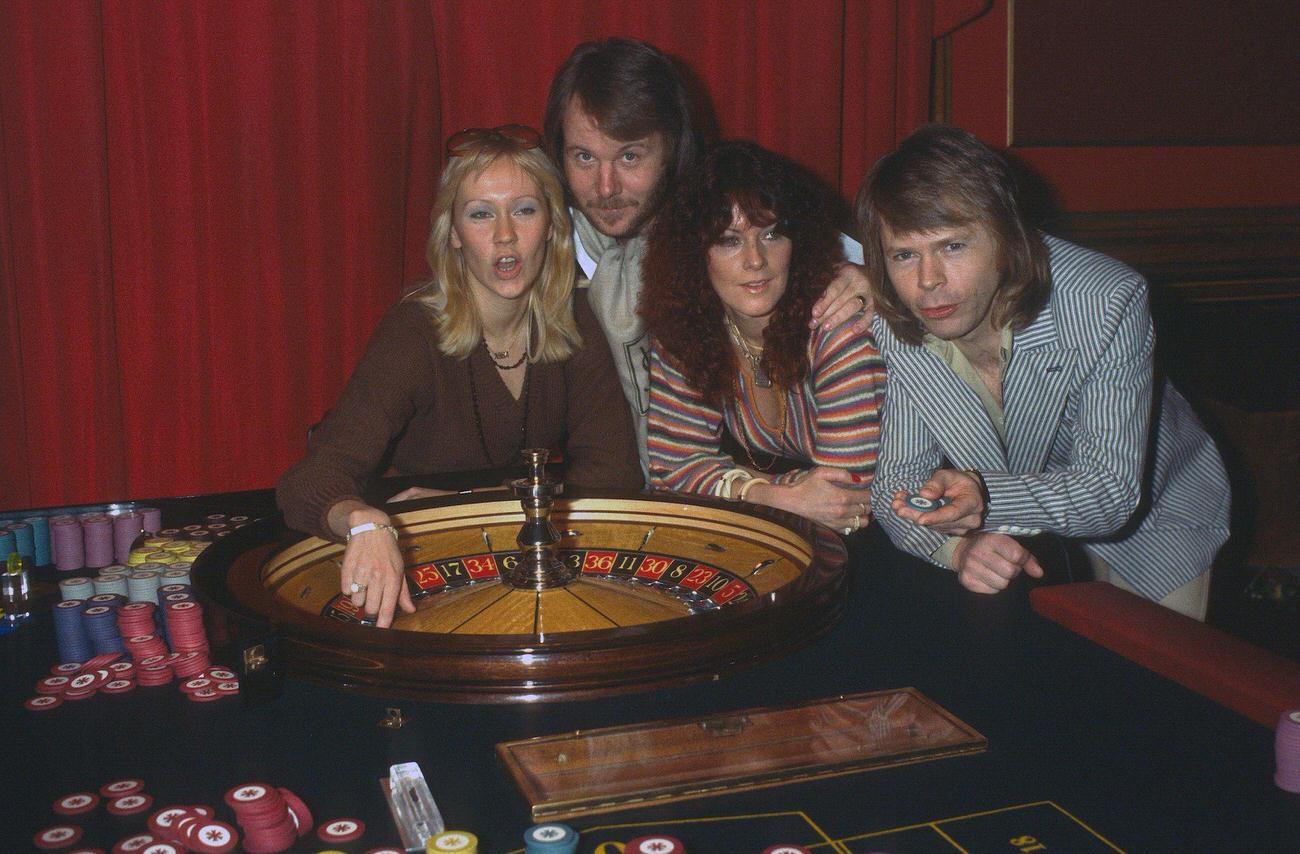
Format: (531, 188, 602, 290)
(724, 313, 772, 388)
(737, 369, 787, 472)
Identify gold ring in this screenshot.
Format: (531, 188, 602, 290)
(853, 294, 868, 314)
(853, 514, 862, 530)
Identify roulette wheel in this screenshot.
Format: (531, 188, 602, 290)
(195, 454, 850, 702)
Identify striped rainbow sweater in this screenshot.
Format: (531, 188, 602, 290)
(647, 321, 886, 497)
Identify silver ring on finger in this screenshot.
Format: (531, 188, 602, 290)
(350, 581, 368, 594)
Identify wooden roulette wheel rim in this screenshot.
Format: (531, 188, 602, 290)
(194, 489, 850, 703)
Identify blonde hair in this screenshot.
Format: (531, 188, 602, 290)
(407, 138, 580, 362)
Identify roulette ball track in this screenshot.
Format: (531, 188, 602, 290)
(193, 490, 849, 703)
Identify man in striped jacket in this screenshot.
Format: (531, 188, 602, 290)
(857, 125, 1229, 619)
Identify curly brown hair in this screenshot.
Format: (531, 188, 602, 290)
(640, 140, 845, 406)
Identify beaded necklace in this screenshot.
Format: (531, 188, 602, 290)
(468, 353, 530, 468)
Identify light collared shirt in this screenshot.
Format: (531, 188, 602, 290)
(922, 326, 1013, 568)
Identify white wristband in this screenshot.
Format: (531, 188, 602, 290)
(346, 522, 399, 543)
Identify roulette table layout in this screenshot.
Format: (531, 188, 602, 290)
(2, 485, 1298, 853)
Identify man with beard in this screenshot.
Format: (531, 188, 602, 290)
(542, 38, 872, 473)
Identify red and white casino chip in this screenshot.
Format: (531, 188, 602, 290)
(34, 824, 84, 849)
(108, 794, 154, 816)
(316, 817, 365, 843)
(53, 791, 101, 815)
(181, 819, 239, 853)
(37, 676, 72, 695)
(111, 834, 157, 854)
(100, 779, 145, 798)
(26, 694, 63, 711)
(626, 835, 686, 854)
(222, 782, 278, 813)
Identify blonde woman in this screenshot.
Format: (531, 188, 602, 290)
(278, 126, 641, 627)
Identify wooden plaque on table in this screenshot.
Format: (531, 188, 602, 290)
(497, 687, 987, 819)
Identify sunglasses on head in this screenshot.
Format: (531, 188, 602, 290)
(445, 124, 542, 158)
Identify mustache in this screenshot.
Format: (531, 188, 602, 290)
(590, 196, 637, 210)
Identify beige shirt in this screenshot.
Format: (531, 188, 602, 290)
(922, 326, 1013, 568)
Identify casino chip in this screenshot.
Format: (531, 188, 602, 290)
(905, 494, 951, 512)
(625, 835, 685, 854)
(524, 822, 577, 853)
(108, 794, 154, 816)
(180, 819, 239, 853)
(762, 847, 812, 854)
(427, 831, 478, 852)
(101, 779, 146, 798)
(316, 818, 365, 843)
(37, 676, 72, 694)
(26, 694, 63, 711)
(54, 791, 101, 815)
(34, 824, 84, 849)
(188, 687, 223, 702)
(112, 835, 157, 854)
(363, 848, 405, 854)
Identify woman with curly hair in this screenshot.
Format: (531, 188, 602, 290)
(641, 141, 885, 533)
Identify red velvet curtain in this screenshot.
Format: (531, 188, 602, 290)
(0, 0, 934, 510)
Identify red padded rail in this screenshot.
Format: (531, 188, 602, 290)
(1030, 582, 1300, 728)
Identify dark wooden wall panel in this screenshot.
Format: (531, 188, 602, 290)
(1012, 0, 1299, 146)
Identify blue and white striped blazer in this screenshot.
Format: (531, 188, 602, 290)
(870, 236, 1230, 601)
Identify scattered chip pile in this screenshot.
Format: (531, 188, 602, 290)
(1277, 708, 1300, 793)
(25, 645, 240, 709)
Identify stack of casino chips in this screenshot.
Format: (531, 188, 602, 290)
(1276, 709, 1300, 793)
(83, 593, 129, 654)
(113, 510, 144, 564)
(59, 576, 96, 600)
(225, 783, 313, 853)
(82, 513, 114, 567)
(53, 599, 92, 663)
(127, 568, 163, 604)
(51, 516, 85, 570)
(95, 566, 132, 597)
(523, 823, 578, 854)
